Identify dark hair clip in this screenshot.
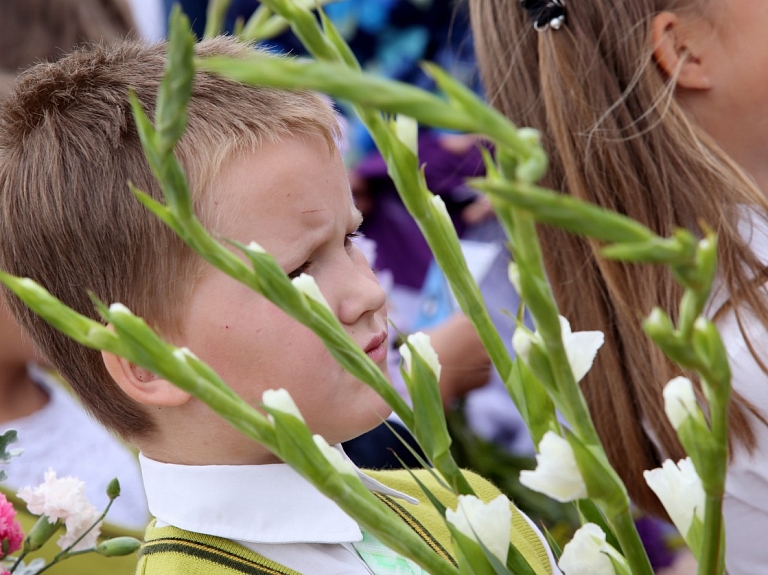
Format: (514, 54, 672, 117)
(520, 0, 566, 31)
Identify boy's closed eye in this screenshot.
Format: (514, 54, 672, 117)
(287, 231, 364, 279)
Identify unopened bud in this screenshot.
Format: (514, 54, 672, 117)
(96, 536, 141, 557)
(106, 478, 121, 500)
(24, 516, 60, 552)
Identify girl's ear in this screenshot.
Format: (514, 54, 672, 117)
(102, 350, 191, 407)
(652, 11, 712, 90)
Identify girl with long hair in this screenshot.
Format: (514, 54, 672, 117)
(469, 1, 768, 571)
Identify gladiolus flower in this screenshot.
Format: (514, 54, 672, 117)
(399, 332, 442, 380)
(519, 432, 588, 502)
(262, 388, 305, 423)
(559, 523, 625, 575)
(644, 458, 704, 538)
(445, 494, 511, 563)
(512, 316, 603, 383)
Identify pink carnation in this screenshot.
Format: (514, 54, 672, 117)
(0, 492, 24, 558)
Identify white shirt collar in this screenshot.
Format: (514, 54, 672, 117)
(139, 447, 417, 545)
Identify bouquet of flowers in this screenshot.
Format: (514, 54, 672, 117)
(0, 1, 729, 573)
(0, 430, 140, 575)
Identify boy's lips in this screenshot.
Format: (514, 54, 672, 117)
(364, 331, 388, 363)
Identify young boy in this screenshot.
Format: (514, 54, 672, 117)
(0, 38, 558, 574)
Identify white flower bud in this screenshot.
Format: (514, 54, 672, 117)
(430, 195, 451, 225)
(517, 127, 542, 147)
(520, 432, 588, 502)
(644, 458, 704, 539)
(445, 494, 511, 564)
(663, 377, 699, 430)
(262, 388, 305, 423)
(507, 262, 522, 294)
(559, 523, 625, 575)
(291, 273, 331, 310)
(399, 332, 442, 380)
(108, 303, 133, 316)
(394, 114, 418, 156)
(246, 241, 266, 254)
(511, 326, 537, 365)
(172, 347, 198, 363)
(312, 435, 357, 476)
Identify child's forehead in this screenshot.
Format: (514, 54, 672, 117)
(203, 138, 355, 243)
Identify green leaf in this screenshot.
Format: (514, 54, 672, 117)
(540, 522, 562, 561)
(318, 7, 360, 70)
(447, 523, 498, 575)
(0, 429, 18, 463)
(156, 6, 196, 157)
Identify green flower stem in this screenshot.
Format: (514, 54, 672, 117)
(698, 493, 726, 575)
(35, 499, 119, 574)
(239, 4, 274, 40)
(492, 158, 597, 443)
(403, 345, 473, 495)
(488, 158, 651, 575)
(8, 549, 30, 574)
(610, 511, 654, 575)
(203, 0, 231, 38)
(696, 392, 728, 575)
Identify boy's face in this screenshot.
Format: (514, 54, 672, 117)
(177, 135, 392, 463)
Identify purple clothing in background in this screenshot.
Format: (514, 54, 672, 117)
(354, 131, 486, 289)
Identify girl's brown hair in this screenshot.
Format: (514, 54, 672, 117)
(469, 0, 768, 516)
(0, 39, 340, 441)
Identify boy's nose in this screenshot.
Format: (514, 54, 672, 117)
(337, 257, 387, 326)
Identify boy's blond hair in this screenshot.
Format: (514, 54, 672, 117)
(0, 38, 340, 439)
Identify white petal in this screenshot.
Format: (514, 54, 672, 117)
(445, 494, 511, 563)
(519, 432, 587, 502)
(560, 316, 604, 382)
(643, 458, 704, 536)
(559, 523, 617, 575)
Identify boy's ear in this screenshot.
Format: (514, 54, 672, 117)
(652, 12, 712, 90)
(102, 350, 191, 407)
